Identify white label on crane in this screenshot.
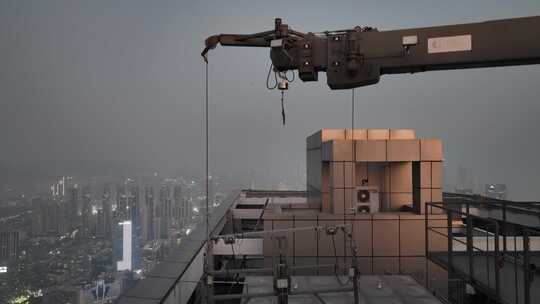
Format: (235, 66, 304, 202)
(428, 34, 472, 54)
(402, 35, 418, 46)
(271, 39, 283, 48)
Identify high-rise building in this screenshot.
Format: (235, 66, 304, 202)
(31, 197, 44, 236)
(115, 220, 140, 271)
(81, 193, 92, 238)
(0, 231, 19, 261)
(31, 197, 66, 237)
(173, 184, 183, 226)
(157, 184, 170, 239)
(174, 183, 192, 228)
(67, 185, 80, 232)
(142, 186, 155, 241)
(101, 189, 113, 238)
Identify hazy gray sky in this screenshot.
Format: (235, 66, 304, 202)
(1, 1, 540, 199)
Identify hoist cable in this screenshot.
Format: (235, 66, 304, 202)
(281, 91, 286, 125)
(203, 57, 210, 304)
(205, 60, 210, 246)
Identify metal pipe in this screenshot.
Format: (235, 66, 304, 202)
(214, 224, 351, 240)
(447, 210, 453, 278)
(425, 202, 429, 291)
(210, 263, 345, 276)
(514, 233, 519, 304)
(494, 222, 500, 299)
(523, 229, 531, 304)
(466, 215, 474, 280)
(502, 201, 507, 253)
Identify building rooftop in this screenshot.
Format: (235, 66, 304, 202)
(241, 275, 443, 304)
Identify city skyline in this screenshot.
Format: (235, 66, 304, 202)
(1, 1, 540, 200)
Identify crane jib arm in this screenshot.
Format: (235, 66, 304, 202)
(202, 16, 540, 89)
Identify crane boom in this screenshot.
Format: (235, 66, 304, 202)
(202, 16, 540, 89)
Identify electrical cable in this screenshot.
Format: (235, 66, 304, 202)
(286, 70, 295, 82)
(224, 238, 237, 295)
(331, 234, 351, 286)
(266, 64, 278, 90)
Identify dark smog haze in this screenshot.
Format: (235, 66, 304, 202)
(1, 0, 540, 199)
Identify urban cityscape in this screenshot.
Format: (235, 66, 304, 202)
(1, 1, 540, 304)
(0, 166, 511, 303)
(0, 173, 233, 303)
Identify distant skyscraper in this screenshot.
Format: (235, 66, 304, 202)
(157, 184, 170, 239)
(31, 197, 44, 236)
(0, 231, 19, 261)
(173, 185, 183, 226)
(80, 193, 92, 238)
(67, 185, 80, 232)
(102, 189, 113, 238)
(143, 186, 155, 241)
(115, 220, 140, 271)
(31, 197, 65, 236)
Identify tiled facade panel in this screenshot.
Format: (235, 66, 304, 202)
(399, 220, 425, 256)
(294, 220, 318, 256)
(389, 193, 413, 210)
(420, 139, 443, 161)
(390, 162, 413, 193)
(372, 218, 399, 256)
(367, 129, 390, 140)
(387, 139, 420, 161)
(356, 140, 387, 162)
(419, 161, 443, 189)
(413, 161, 443, 214)
(323, 140, 354, 161)
(352, 219, 372, 256)
(389, 129, 416, 140)
(331, 188, 344, 214)
(345, 128, 367, 140)
(330, 162, 345, 188)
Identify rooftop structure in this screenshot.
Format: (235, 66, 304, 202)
(306, 128, 443, 214)
(116, 129, 539, 304)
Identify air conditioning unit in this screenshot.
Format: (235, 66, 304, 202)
(355, 186, 379, 213)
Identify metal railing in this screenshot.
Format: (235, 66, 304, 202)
(426, 199, 540, 304)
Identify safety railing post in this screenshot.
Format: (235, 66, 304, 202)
(523, 229, 531, 304)
(494, 222, 500, 299)
(447, 210, 453, 277)
(466, 215, 474, 280)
